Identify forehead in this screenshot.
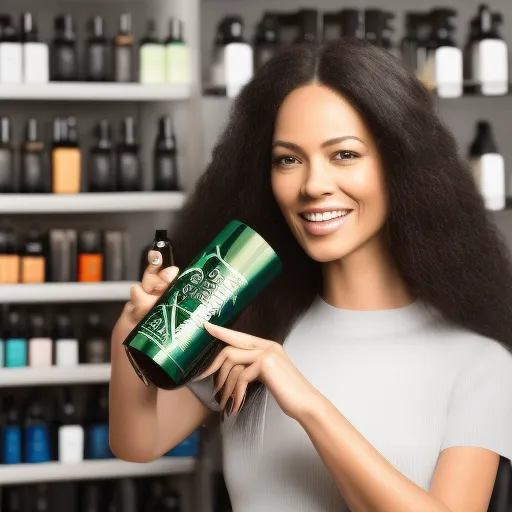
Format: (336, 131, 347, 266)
(273, 84, 367, 143)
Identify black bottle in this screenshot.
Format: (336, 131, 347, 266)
(114, 13, 134, 82)
(85, 386, 112, 460)
(88, 120, 115, 192)
(154, 116, 179, 191)
(2, 487, 24, 511)
(21, 119, 48, 193)
(401, 12, 422, 72)
(253, 14, 280, 70)
(51, 14, 78, 81)
(87, 16, 109, 81)
(139, 229, 174, 280)
(0, 117, 15, 193)
(117, 117, 142, 191)
(83, 313, 110, 364)
(144, 481, 182, 512)
(295, 10, 319, 43)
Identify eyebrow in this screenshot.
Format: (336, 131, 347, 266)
(272, 136, 366, 152)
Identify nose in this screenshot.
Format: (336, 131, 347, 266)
(301, 160, 338, 198)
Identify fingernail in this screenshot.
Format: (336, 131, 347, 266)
(165, 267, 179, 280)
(151, 256, 161, 266)
(239, 391, 247, 413)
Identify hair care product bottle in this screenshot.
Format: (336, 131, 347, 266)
(139, 20, 165, 84)
(0, 117, 15, 193)
(114, 13, 133, 83)
(470, 5, 508, 96)
(165, 18, 191, 85)
(24, 397, 51, 463)
(0, 16, 22, 84)
(117, 117, 142, 191)
(84, 313, 110, 364)
(28, 312, 52, 366)
(49, 229, 77, 282)
(88, 120, 115, 192)
(21, 13, 49, 83)
(104, 231, 128, 281)
(154, 116, 179, 191)
(57, 388, 84, 464)
(5, 311, 26, 367)
(52, 117, 81, 194)
(401, 12, 422, 71)
(21, 229, 46, 284)
(21, 118, 49, 193)
(211, 17, 253, 98)
(253, 14, 280, 70)
(78, 230, 103, 282)
(469, 121, 505, 211)
(85, 386, 112, 459)
(1, 397, 22, 464)
(51, 15, 78, 81)
(0, 227, 19, 284)
(54, 314, 79, 366)
(87, 16, 109, 82)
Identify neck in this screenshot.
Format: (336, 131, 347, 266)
(321, 232, 414, 310)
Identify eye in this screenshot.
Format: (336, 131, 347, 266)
(333, 150, 359, 161)
(272, 155, 300, 166)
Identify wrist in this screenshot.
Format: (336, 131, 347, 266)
(295, 387, 330, 427)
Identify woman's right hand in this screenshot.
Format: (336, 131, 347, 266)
(123, 250, 179, 325)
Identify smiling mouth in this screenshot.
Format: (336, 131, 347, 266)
(299, 209, 353, 222)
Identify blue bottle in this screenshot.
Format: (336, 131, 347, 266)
(5, 311, 27, 368)
(165, 430, 200, 457)
(85, 386, 112, 460)
(24, 398, 51, 463)
(1, 397, 22, 464)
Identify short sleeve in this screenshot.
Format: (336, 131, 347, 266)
(440, 341, 512, 461)
(186, 376, 222, 412)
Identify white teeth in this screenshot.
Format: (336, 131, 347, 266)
(302, 210, 351, 222)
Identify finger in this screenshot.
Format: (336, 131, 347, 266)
(157, 266, 179, 285)
(195, 346, 260, 381)
(213, 360, 236, 395)
(204, 322, 268, 350)
(141, 272, 166, 294)
(219, 364, 245, 409)
(130, 283, 157, 314)
(231, 365, 259, 415)
(143, 250, 164, 277)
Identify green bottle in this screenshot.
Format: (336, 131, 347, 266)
(123, 220, 282, 389)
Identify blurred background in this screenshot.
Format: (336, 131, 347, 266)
(0, 0, 511, 510)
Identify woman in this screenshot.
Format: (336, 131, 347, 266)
(109, 39, 512, 512)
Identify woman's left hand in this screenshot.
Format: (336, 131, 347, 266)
(196, 322, 320, 419)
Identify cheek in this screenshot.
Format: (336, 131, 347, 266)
(271, 173, 296, 213)
(351, 162, 388, 216)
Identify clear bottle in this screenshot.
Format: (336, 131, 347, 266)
(86, 16, 109, 82)
(114, 13, 134, 82)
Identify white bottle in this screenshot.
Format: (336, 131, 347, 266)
(58, 390, 84, 464)
(28, 314, 53, 367)
(21, 13, 49, 84)
(139, 20, 166, 84)
(0, 15, 23, 84)
(54, 314, 79, 366)
(470, 121, 505, 211)
(471, 6, 508, 96)
(165, 18, 191, 85)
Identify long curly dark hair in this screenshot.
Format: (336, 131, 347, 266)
(172, 39, 512, 410)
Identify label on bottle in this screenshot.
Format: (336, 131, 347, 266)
(0, 148, 14, 193)
(87, 424, 111, 459)
(23, 43, 49, 83)
(90, 153, 114, 192)
(2, 426, 22, 463)
(435, 46, 463, 98)
(52, 148, 81, 194)
(58, 425, 84, 463)
(471, 154, 506, 211)
(130, 244, 248, 382)
(5, 339, 27, 367)
(473, 40, 509, 96)
(155, 155, 178, 190)
(88, 44, 108, 81)
(22, 152, 45, 193)
(25, 425, 51, 463)
(118, 153, 141, 191)
(55, 339, 79, 366)
(0, 43, 22, 83)
(55, 46, 78, 81)
(115, 46, 133, 83)
(78, 254, 103, 282)
(165, 44, 191, 85)
(139, 44, 166, 84)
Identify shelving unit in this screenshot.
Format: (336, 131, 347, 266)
(0, 192, 186, 214)
(0, 364, 111, 388)
(0, 458, 196, 485)
(0, 282, 135, 304)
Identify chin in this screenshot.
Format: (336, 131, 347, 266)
(300, 239, 354, 263)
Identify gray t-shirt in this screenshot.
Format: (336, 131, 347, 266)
(188, 296, 512, 512)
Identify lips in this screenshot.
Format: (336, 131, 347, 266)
(300, 209, 352, 222)
(299, 209, 354, 236)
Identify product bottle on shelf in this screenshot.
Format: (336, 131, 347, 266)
(57, 388, 84, 464)
(49, 229, 78, 283)
(114, 13, 134, 83)
(1, 397, 22, 464)
(78, 230, 103, 282)
(21, 13, 49, 84)
(420, 9, 463, 98)
(21, 229, 46, 284)
(83, 313, 110, 364)
(2, 487, 24, 511)
(4, 311, 26, 368)
(154, 116, 179, 191)
(117, 117, 142, 191)
(21, 118, 49, 193)
(401, 12, 421, 72)
(51, 14, 78, 81)
(469, 120, 506, 211)
(52, 117, 81, 194)
(24, 397, 51, 463)
(28, 312, 52, 366)
(104, 231, 128, 281)
(30, 484, 51, 512)
(85, 386, 112, 459)
(470, 5, 508, 96)
(294, 10, 319, 43)
(253, 14, 280, 70)
(87, 16, 109, 82)
(144, 481, 182, 512)
(0, 15, 23, 84)
(139, 20, 166, 84)
(0, 227, 20, 284)
(88, 119, 115, 192)
(165, 18, 191, 85)
(0, 117, 15, 193)
(54, 313, 79, 366)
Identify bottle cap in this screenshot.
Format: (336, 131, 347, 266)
(0, 117, 11, 144)
(79, 230, 102, 254)
(120, 13, 132, 34)
(55, 14, 75, 40)
(341, 9, 363, 38)
(30, 313, 47, 338)
(67, 116, 78, 144)
(96, 119, 112, 149)
(26, 118, 39, 143)
(168, 18, 184, 42)
(296, 9, 318, 43)
(469, 120, 499, 156)
(0, 227, 17, 254)
(7, 311, 24, 339)
(90, 16, 104, 37)
(255, 14, 280, 44)
(155, 229, 168, 240)
(55, 314, 74, 339)
(123, 117, 136, 146)
(21, 13, 38, 38)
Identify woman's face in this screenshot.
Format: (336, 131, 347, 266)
(271, 84, 388, 263)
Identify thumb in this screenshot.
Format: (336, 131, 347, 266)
(159, 266, 180, 284)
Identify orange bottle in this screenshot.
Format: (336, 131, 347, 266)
(78, 230, 103, 282)
(52, 117, 81, 194)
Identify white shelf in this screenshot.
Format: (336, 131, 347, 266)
(0, 192, 186, 214)
(0, 458, 196, 485)
(0, 83, 191, 101)
(0, 282, 135, 304)
(0, 364, 111, 387)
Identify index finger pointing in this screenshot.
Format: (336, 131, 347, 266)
(203, 322, 267, 349)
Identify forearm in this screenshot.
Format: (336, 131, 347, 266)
(297, 392, 451, 512)
(109, 312, 160, 461)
